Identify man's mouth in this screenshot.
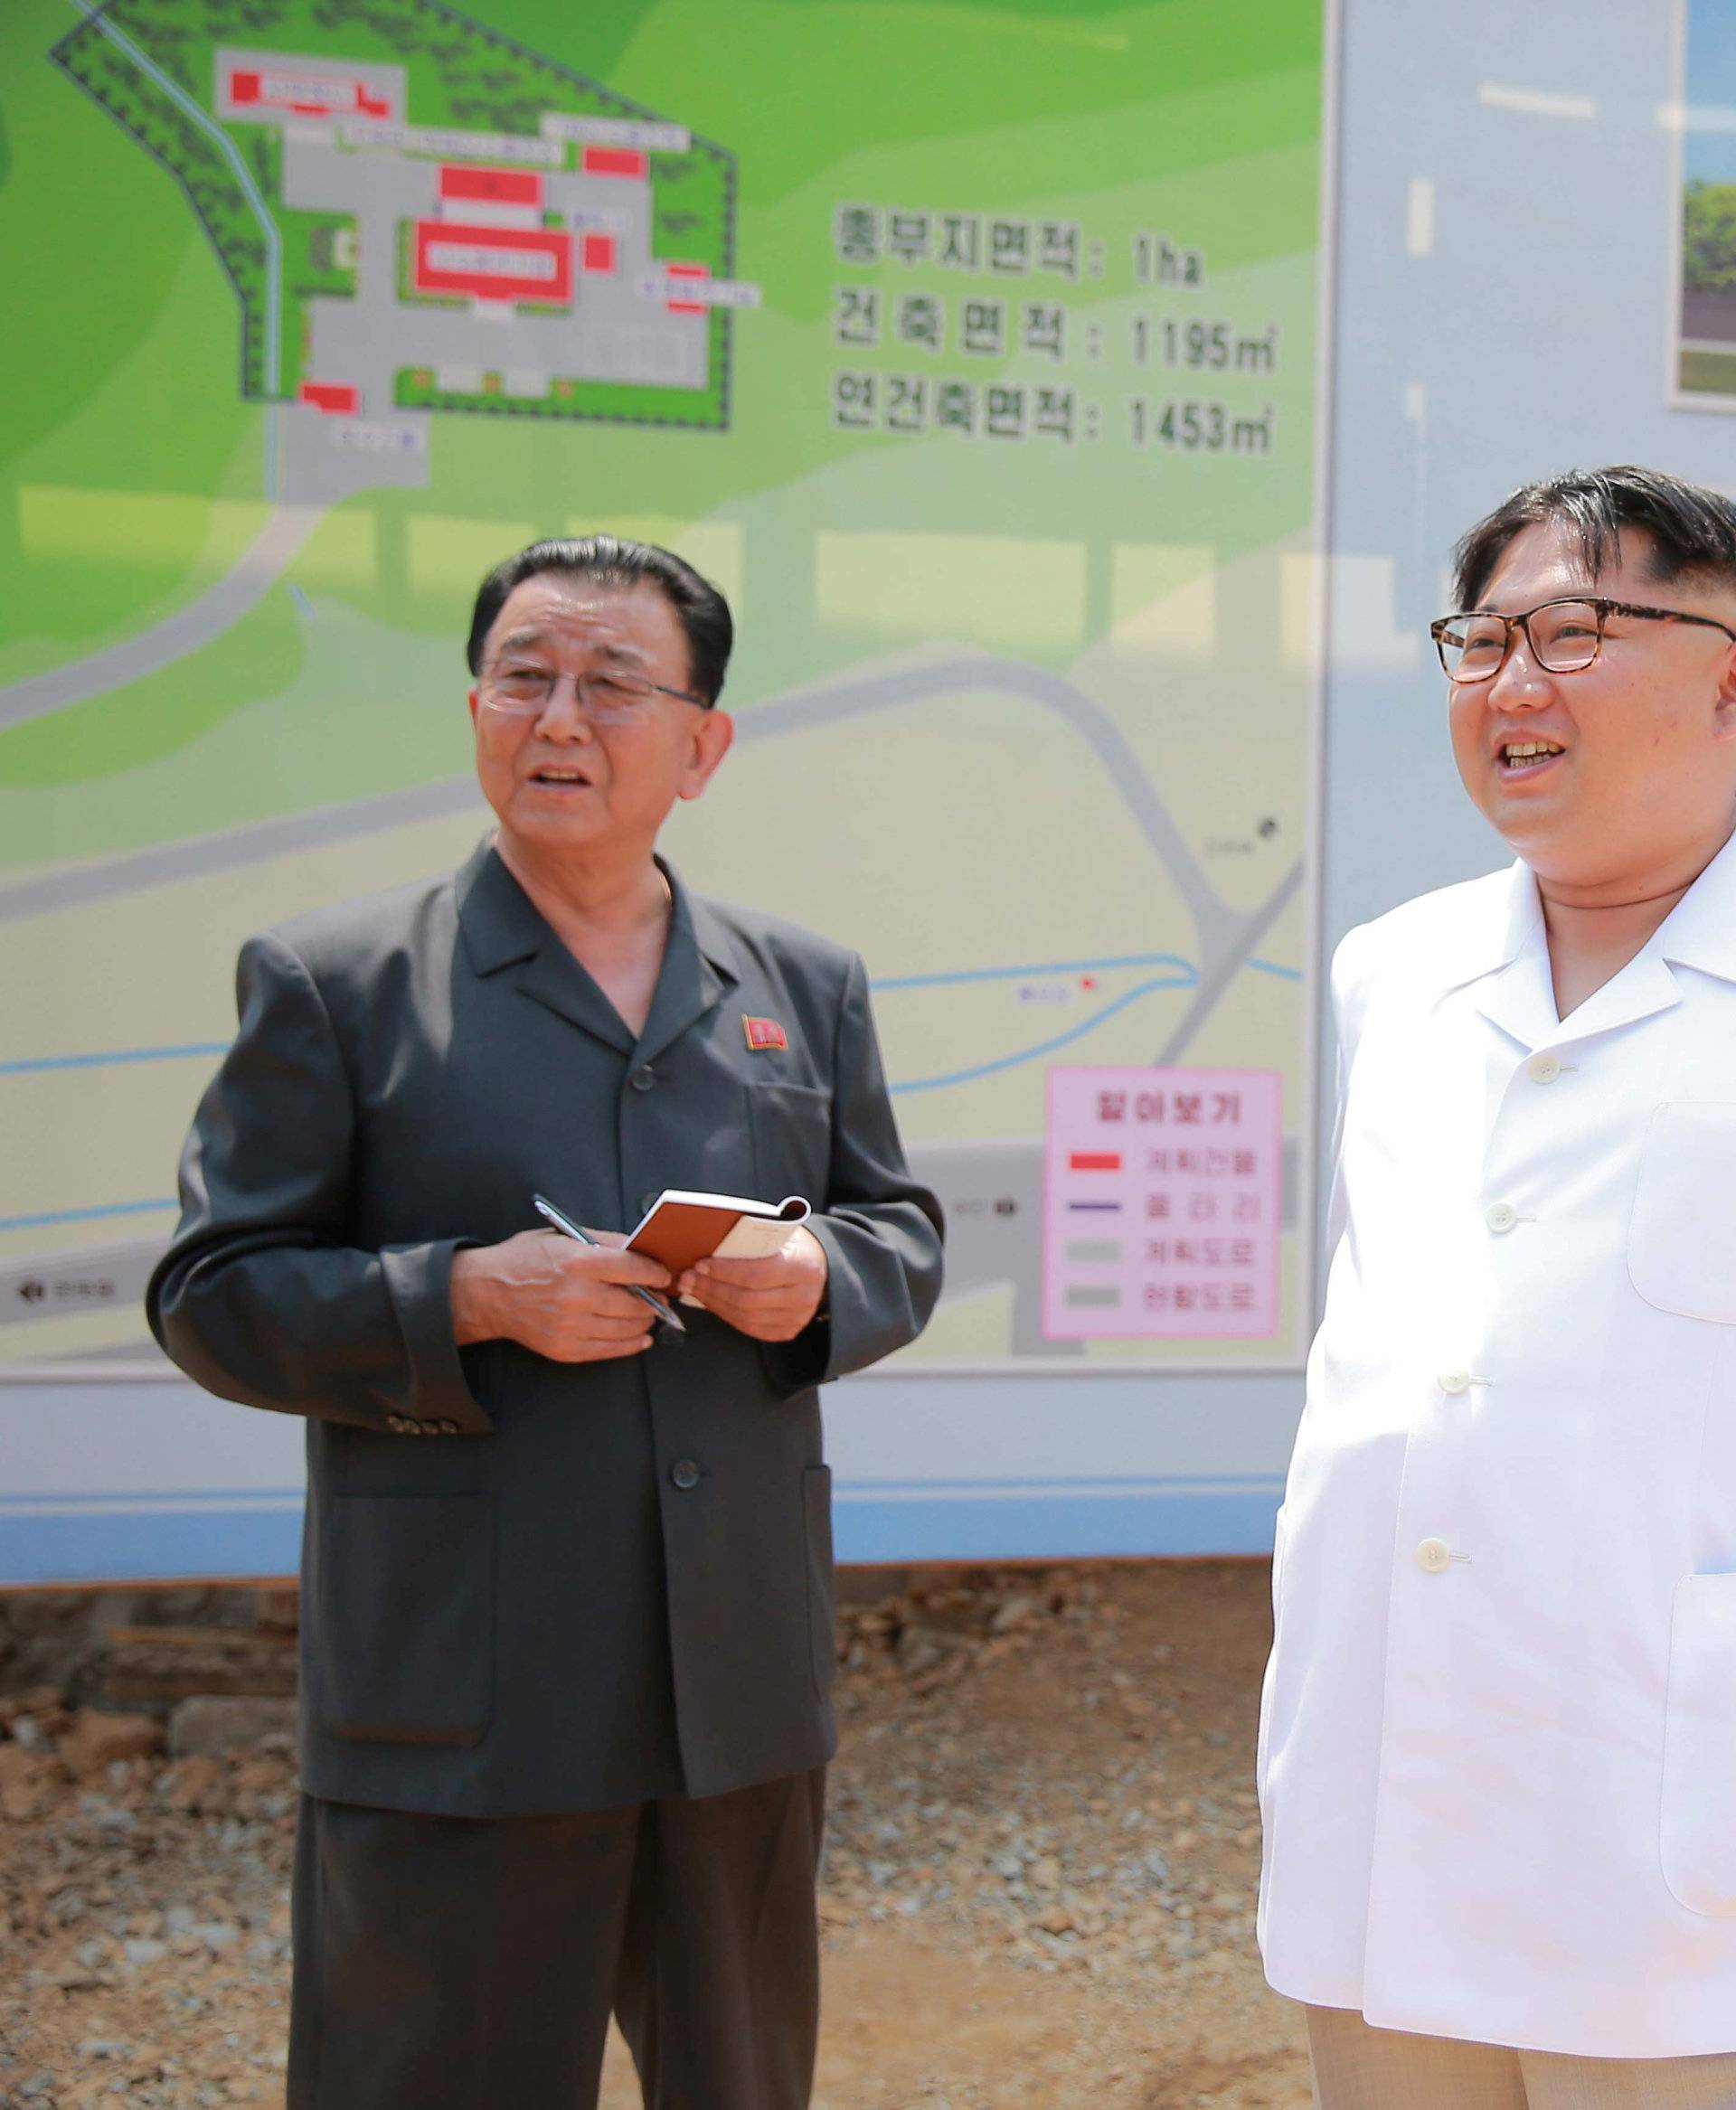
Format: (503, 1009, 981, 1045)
(530, 764, 593, 787)
(1497, 738, 1564, 778)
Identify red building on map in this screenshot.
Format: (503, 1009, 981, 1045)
(411, 220, 574, 305)
(580, 146, 649, 180)
(437, 165, 543, 210)
(226, 64, 392, 119)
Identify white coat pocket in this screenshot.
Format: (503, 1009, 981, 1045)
(1628, 1100, 1736, 1323)
(1661, 1570, 1736, 1916)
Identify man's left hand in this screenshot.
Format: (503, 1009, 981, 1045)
(677, 1226, 829, 1342)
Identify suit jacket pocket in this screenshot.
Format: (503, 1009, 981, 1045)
(1661, 1570, 1736, 1915)
(748, 1083, 833, 1207)
(315, 1493, 495, 1747)
(1629, 1101, 1736, 1323)
(802, 1465, 836, 1701)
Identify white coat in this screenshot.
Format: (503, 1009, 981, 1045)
(1258, 831, 1736, 2058)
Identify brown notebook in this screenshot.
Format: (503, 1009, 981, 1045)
(625, 1189, 812, 1276)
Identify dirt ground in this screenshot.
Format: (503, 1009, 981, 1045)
(0, 1560, 1310, 2110)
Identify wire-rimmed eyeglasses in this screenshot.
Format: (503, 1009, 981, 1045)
(477, 664, 710, 723)
(1429, 596, 1736, 683)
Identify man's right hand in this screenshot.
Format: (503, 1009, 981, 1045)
(450, 1231, 674, 1361)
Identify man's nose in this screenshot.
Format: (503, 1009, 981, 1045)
(536, 674, 598, 736)
(1484, 635, 1552, 708)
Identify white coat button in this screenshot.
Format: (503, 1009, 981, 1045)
(1485, 1201, 1518, 1234)
(1528, 1053, 1561, 1084)
(1438, 1369, 1470, 1396)
(1416, 1537, 1452, 1574)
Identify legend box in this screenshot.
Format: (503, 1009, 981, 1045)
(1042, 1065, 1282, 1340)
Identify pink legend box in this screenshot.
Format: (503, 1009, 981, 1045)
(1042, 1066, 1282, 1341)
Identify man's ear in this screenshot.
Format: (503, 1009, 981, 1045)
(467, 687, 482, 730)
(1713, 645, 1736, 742)
(679, 710, 734, 801)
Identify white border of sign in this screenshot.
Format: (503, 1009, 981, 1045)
(1, 1, 1341, 1582)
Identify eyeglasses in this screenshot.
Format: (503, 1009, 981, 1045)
(1430, 596, 1736, 683)
(477, 664, 709, 723)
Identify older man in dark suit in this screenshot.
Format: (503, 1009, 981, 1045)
(146, 535, 944, 2110)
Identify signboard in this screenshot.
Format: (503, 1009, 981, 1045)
(0, 0, 1335, 1579)
(0, 0, 1329, 1391)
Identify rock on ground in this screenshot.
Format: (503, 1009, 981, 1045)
(165, 1700, 297, 1761)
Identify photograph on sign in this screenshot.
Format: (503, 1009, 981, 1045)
(1672, 0, 1736, 409)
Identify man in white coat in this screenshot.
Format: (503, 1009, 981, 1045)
(1259, 464, 1736, 2107)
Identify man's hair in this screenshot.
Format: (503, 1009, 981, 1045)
(465, 533, 734, 702)
(1452, 465, 1736, 610)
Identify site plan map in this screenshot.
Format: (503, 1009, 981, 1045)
(0, 0, 1327, 1374)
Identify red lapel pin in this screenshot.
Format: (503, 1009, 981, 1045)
(742, 1014, 788, 1052)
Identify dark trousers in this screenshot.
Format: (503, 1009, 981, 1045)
(287, 1769, 826, 2110)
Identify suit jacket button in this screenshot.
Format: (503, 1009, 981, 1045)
(670, 1459, 702, 1490)
(630, 1065, 656, 1093)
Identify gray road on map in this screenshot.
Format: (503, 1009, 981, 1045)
(0, 505, 328, 730)
(0, 655, 1294, 1039)
(0, 1240, 164, 1333)
(0, 777, 486, 928)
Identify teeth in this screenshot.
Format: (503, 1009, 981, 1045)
(1503, 741, 1561, 761)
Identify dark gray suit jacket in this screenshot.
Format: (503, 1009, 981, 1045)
(146, 841, 943, 1816)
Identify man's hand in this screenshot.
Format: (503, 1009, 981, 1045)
(676, 1226, 829, 1342)
(451, 1231, 674, 1362)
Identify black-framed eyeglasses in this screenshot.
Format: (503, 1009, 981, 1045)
(477, 664, 710, 723)
(1429, 596, 1736, 683)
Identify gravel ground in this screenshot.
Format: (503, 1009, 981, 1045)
(0, 1561, 1309, 2110)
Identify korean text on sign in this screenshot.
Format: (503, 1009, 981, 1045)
(1042, 1066, 1282, 1341)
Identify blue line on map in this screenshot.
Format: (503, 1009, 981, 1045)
(890, 971, 1199, 1094)
(0, 959, 1302, 1091)
(873, 952, 1197, 992)
(873, 953, 1299, 993)
(841, 1472, 1285, 1493)
(0, 1044, 228, 1079)
(289, 585, 316, 622)
(0, 1200, 178, 1233)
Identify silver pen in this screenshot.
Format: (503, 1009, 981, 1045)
(533, 1192, 686, 1335)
